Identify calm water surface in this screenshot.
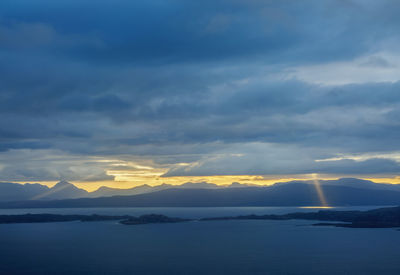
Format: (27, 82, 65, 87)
(0, 207, 399, 275)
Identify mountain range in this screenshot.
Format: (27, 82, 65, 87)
(0, 178, 399, 208)
(0, 180, 88, 201)
(0, 180, 237, 201)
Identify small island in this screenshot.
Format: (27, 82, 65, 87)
(201, 206, 400, 228)
(0, 213, 191, 225)
(0, 206, 399, 228)
(119, 214, 191, 225)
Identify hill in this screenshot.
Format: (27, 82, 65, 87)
(0, 180, 88, 201)
(1, 181, 400, 208)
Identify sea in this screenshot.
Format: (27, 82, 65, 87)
(0, 206, 399, 275)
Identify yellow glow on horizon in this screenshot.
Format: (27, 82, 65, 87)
(362, 176, 400, 185)
(14, 175, 400, 192)
(17, 156, 396, 192)
(300, 206, 334, 209)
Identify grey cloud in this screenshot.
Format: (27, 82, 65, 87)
(1, 0, 399, 65)
(359, 56, 396, 68)
(0, 150, 115, 182)
(163, 143, 400, 177)
(1, 0, 400, 180)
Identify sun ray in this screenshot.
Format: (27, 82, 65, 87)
(311, 174, 328, 207)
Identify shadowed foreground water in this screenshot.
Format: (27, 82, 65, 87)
(0, 207, 399, 275)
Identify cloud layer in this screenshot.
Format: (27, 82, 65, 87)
(1, 0, 400, 183)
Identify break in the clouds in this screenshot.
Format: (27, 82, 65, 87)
(1, 0, 400, 184)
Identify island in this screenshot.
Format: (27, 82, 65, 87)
(201, 206, 400, 228)
(119, 214, 191, 225)
(0, 206, 399, 228)
(0, 213, 191, 225)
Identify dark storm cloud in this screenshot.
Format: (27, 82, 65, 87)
(1, 0, 400, 180)
(2, 0, 400, 64)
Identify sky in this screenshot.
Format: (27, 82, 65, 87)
(1, 0, 400, 191)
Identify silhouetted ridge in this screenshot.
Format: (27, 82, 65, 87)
(1, 182, 400, 208)
(0, 178, 399, 204)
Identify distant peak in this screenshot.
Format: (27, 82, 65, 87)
(159, 183, 172, 187)
(137, 184, 151, 188)
(337, 178, 371, 183)
(181, 182, 218, 188)
(23, 182, 44, 187)
(53, 180, 73, 188)
(96, 186, 114, 191)
(229, 182, 247, 188)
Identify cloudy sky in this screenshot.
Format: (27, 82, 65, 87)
(1, 0, 400, 190)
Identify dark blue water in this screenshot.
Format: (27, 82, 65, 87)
(0, 207, 399, 275)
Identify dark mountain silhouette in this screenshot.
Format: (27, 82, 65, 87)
(0, 180, 88, 201)
(42, 180, 89, 199)
(1, 180, 400, 208)
(89, 184, 156, 198)
(275, 178, 400, 191)
(0, 181, 229, 201)
(0, 182, 50, 201)
(89, 182, 222, 198)
(180, 182, 219, 189)
(0, 178, 399, 204)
